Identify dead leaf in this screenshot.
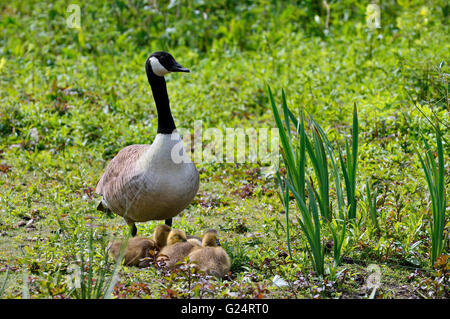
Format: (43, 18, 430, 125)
(0, 163, 11, 173)
(16, 220, 27, 228)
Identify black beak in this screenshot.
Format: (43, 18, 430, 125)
(170, 62, 190, 73)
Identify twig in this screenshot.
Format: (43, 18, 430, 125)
(323, 1, 330, 30)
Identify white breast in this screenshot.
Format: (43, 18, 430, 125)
(128, 132, 199, 222)
(135, 132, 188, 171)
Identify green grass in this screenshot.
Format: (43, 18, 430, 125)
(365, 178, 379, 230)
(0, 267, 9, 297)
(417, 123, 447, 267)
(271, 87, 326, 276)
(271, 90, 360, 275)
(68, 229, 119, 299)
(338, 104, 359, 220)
(0, 0, 449, 298)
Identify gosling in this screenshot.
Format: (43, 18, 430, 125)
(156, 229, 201, 268)
(188, 229, 231, 278)
(107, 224, 171, 267)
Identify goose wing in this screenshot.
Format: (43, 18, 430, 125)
(95, 144, 150, 214)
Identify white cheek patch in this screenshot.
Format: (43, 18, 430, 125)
(149, 57, 170, 76)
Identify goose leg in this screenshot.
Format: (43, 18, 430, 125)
(125, 217, 137, 237)
(165, 218, 172, 227)
(127, 222, 137, 237)
(131, 224, 137, 237)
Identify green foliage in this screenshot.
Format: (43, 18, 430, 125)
(69, 230, 120, 299)
(0, 267, 9, 297)
(365, 178, 379, 229)
(0, 0, 448, 298)
(338, 104, 359, 220)
(417, 123, 447, 267)
(306, 122, 331, 222)
(271, 88, 360, 275)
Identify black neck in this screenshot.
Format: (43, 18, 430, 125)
(145, 61, 176, 134)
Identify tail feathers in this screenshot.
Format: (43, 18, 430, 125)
(97, 201, 107, 212)
(97, 200, 114, 218)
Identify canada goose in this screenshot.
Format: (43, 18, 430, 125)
(107, 224, 171, 267)
(96, 52, 199, 236)
(157, 229, 201, 268)
(188, 229, 231, 278)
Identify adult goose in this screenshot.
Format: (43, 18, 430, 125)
(95, 52, 199, 236)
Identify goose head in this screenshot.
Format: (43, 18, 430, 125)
(153, 224, 172, 248)
(166, 229, 188, 246)
(146, 51, 190, 77)
(201, 229, 219, 247)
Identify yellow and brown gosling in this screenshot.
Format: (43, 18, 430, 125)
(188, 229, 230, 278)
(153, 224, 172, 249)
(107, 237, 156, 267)
(156, 229, 201, 268)
(107, 224, 171, 267)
